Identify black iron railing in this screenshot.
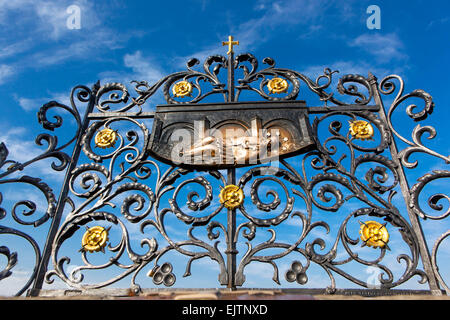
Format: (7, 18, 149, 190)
(0, 49, 448, 297)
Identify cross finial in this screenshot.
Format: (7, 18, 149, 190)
(222, 35, 239, 55)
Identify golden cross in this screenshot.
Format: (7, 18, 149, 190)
(222, 35, 239, 55)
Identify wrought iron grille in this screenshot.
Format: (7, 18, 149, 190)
(0, 44, 448, 297)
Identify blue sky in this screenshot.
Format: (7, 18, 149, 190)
(0, 0, 449, 295)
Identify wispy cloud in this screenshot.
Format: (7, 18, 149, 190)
(0, 126, 41, 162)
(27, 29, 130, 69)
(0, 0, 98, 40)
(0, 126, 65, 182)
(302, 61, 390, 79)
(0, 269, 33, 296)
(14, 91, 71, 112)
(0, 64, 14, 84)
(0, 1, 135, 86)
(123, 51, 166, 84)
(300, 58, 408, 90)
(98, 50, 167, 107)
(174, 0, 343, 67)
(348, 33, 408, 64)
(0, 39, 33, 60)
(426, 16, 450, 30)
(99, 50, 165, 84)
(228, 0, 334, 51)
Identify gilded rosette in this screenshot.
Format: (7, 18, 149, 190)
(219, 185, 244, 209)
(95, 128, 118, 149)
(349, 120, 374, 140)
(359, 221, 389, 249)
(267, 77, 289, 94)
(81, 226, 109, 253)
(172, 80, 193, 98)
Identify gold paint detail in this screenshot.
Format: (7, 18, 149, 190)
(267, 77, 289, 94)
(172, 80, 193, 98)
(81, 226, 109, 253)
(222, 35, 239, 55)
(147, 268, 156, 278)
(359, 221, 389, 249)
(95, 128, 118, 149)
(219, 185, 244, 209)
(349, 120, 374, 140)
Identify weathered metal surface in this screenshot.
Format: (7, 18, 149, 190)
(0, 39, 448, 297)
(148, 101, 314, 169)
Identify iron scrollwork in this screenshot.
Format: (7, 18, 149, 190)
(0, 48, 448, 296)
(378, 75, 450, 293)
(0, 84, 96, 296)
(231, 108, 428, 292)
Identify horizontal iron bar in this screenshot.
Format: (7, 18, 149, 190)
(308, 105, 380, 113)
(156, 100, 307, 112)
(32, 287, 441, 298)
(88, 112, 156, 119)
(87, 105, 379, 119)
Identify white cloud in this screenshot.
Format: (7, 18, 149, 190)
(16, 97, 41, 112)
(0, 127, 41, 163)
(427, 16, 450, 30)
(30, 29, 126, 67)
(0, 126, 65, 182)
(15, 91, 71, 112)
(0, 269, 32, 296)
(302, 60, 389, 79)
(0, 64, 14, 84)
(35, 1, 76, 40)
(272, 2, 282, 13)
(124, 51, 165, 84)
(99, 50, 165, 85)
(0, 0, 133, 86)
(0, 0, 98, 40)
(230, 0, 351, 49)
(97, 50, 167, 108)
(0, 39, 33, 59)
(0, 0, 31, 19)
(174, 0, 340, 68)
(348, 33, 408, 64)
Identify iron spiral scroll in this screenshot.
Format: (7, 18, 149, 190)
(0, 49, 448, 296)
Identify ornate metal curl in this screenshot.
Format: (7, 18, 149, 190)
(0, 83, 96, 296)
(379, 75, 449, 168)
(231, 108, 427, 291)
(378, 74, 449, 293)
(92, 54, 380, 115)
(1, 52, 448, 296)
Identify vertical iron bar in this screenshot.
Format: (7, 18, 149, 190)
(28, 92, 95, 297)
(226, 168, 237, 289)
(228, 51, 235, 103)
(369, 73, 442, 295)
(225, 48, 237, 289)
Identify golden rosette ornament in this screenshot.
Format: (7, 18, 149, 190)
(267, 77, 289, 94)
(95, 128, 118, 149)
(172, 80, 193, 98)
(349, 120, 374, 141)
(359, 221, 390, 249)
(81, 226, 110, 253)
(219, 185, 244, 209)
